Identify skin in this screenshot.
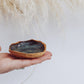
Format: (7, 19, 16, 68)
(0, 46, 52, 74)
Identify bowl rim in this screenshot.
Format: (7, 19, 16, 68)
(9, 39, 46, 54)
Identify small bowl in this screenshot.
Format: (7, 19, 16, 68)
(9, 39, 46, 58)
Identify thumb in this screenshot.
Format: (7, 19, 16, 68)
(0, 46, 1, 51)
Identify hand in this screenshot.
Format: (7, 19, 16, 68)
(0, 46, 52, 74)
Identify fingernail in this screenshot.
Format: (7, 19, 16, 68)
(48, 53, 52, 56)
(0, 46, 1, 51)
(50, 53, 52, 56)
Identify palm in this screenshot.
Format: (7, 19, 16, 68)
(0, 51, 52, 74)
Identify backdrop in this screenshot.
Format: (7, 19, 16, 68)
(0, 2, 84, 84)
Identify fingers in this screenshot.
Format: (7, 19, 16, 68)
(31, 51, 52, 65)
(12, 51, 52, 69)
(0, 53, 10, 58)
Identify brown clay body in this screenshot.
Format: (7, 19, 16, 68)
(9, 39, 46, 58)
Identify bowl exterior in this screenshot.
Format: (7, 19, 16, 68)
(9, 49, 46, 58)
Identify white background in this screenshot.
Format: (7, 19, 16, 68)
(0, 5, 84, 84)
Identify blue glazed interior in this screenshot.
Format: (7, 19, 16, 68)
(10, 40, 45, 53)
